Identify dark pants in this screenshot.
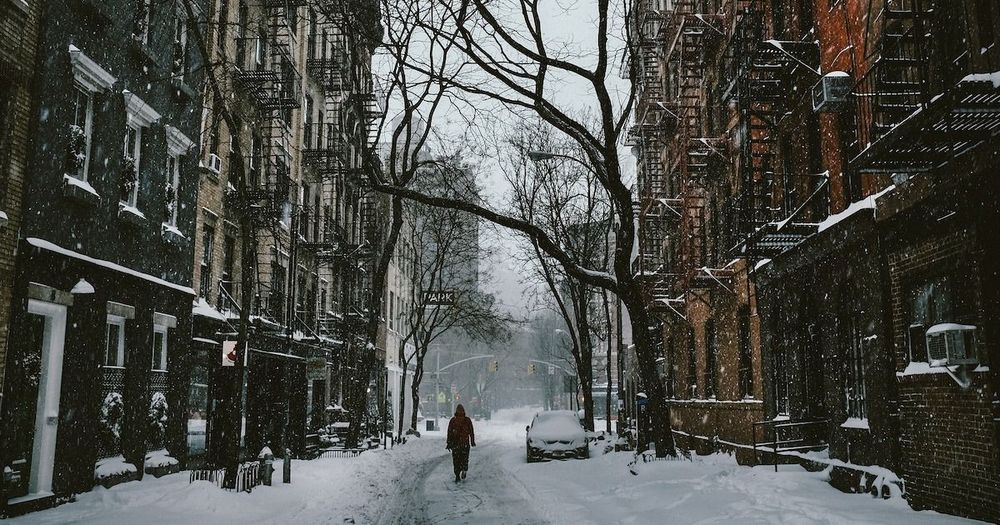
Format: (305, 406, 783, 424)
(451, 446, 470, 477)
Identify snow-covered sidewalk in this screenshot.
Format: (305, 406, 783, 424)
(6, 439, 443, 525)
(8, 407, 989, 524)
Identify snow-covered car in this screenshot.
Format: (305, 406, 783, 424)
(525, 410, 589, 462)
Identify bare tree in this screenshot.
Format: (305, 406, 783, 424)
(365, 0, 676, 455)
(394, 159, 509, 436)
(502, 120, 613, 431)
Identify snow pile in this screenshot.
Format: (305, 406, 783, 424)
(143, 450, 178, 469)
(192, 298, 226, 321)
(94, 456, 137, 480)
(818, 185, 895, 232)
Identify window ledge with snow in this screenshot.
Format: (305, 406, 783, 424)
(0, 209, 8, 228)
(128, 35, 162, 68)
(840, 417, 870, 430)
(63, 174, 101, 208)
(170, 76, 197, 101)
(161, 223, 187, 245)
(118, 203, 147, 227)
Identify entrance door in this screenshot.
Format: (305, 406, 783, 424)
(27, 299, 68, 496)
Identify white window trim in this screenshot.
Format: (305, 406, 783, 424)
(69, 45, 117, 93)
(152, 324, 168, 372)
(106, 315, 126, 367)
(165, 125, 194, 156)
(166, 154, 181, 226)
(71, 84, 95, 182)
(123, 123, 143, 207)
(123, 90, 162, 127)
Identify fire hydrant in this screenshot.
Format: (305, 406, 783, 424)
(258, 446, 274, 486)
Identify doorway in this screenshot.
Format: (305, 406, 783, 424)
(26, 299, 68, 497)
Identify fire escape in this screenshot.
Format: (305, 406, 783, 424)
(231, 1, 303, 327)
(849, 0, 1000, 175)
(633, 0, 726, 320)
(723, 1, 820, 260)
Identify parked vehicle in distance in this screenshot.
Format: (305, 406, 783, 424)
(526, 410, 589, 462)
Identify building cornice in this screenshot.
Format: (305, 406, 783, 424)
(69, 44, 116, 92)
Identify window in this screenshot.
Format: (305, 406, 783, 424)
(166, 154, 180, 225)
(122, 124, 142, 206)
(216, 0, 230, 46)
(152, 325, 168, 371)
(287, 6, 298, 37)
(844, 313, 866, 419)
(221, 235, 235, 304)
(976, 0, 995, 50)
(772, 304, 788, 415)
(135, 0, 152, 44)
(172, 4, 188, 79)
(106, 316, 126, 367)
(686, 331, 697, 398)
(303, 95, 313, 149)
(201, 225, 215, 298)
(704, 320, 717, 399)
(389, 290, 395, 331)
(908, 275, 952, 362)
(236, 2, 248, 67)
(738, 306, 754, 398)
(255, 30, 267, 69)
(307, 10, 317, 59)
(70, 85, 94, 180)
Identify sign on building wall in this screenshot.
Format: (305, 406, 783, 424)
(222, 340, 238, 367)
(306, 357, 327, 380)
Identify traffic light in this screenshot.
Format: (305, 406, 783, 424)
(489, 359, 499, 372)
(528, 363, 536, 375)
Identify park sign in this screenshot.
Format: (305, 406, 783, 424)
(423, 290, 455, 306)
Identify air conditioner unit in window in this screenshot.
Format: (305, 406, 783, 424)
(812, 72, 853, 113)
(925, 323, 978, 367)
(206, 153, 223, 174)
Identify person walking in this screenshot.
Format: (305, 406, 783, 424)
(446, 404, 476, 482)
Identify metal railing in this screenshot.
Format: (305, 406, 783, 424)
(751, 418, 829, 471)
(189, 461, 262, 493)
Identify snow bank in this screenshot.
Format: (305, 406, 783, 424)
(192, 298, 226, 321)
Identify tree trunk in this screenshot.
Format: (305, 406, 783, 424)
(602, 289, 613, 435)
(396, 364, 408, 440)
(619, 277, 674, 456)
(410, 354, 425, 432)
(574, 285, 595, 431)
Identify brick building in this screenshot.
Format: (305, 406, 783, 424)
(0, 0, 206, 514)
(187, 0, 385, 465)
(631, 0, 999, 521)
(0, 0, 41, 414)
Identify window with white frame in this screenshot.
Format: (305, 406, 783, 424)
(106, 316, 126, 367)
(122, 123, 142, 206)
(166, 154, 180, 225)
(122, 91, 162, 208)
(152, 325, 168, 371)
(172, 2, 188, 79)
(69, 84, 94, 180)
(165, 125, 193, 226)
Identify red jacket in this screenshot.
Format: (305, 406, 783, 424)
(447, 415, 475, 449)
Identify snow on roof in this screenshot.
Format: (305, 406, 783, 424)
(193, 337, 220, 345)
(816, 185, 895, 233)
(64, 174, 99, 196)
(961, 70, 1000, 87)
(26, 237, 195, 295)
(193, 298, 227, 321)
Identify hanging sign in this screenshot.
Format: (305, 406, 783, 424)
(306, 357, 327, 380)
(423, 290, 455, 306)
(222, 340, 238, 367)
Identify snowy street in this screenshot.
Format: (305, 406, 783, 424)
(8, 408, 986, 525)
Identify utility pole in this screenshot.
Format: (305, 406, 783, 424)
(434, 350, 440, 430)
(283, 210, 299, 481)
